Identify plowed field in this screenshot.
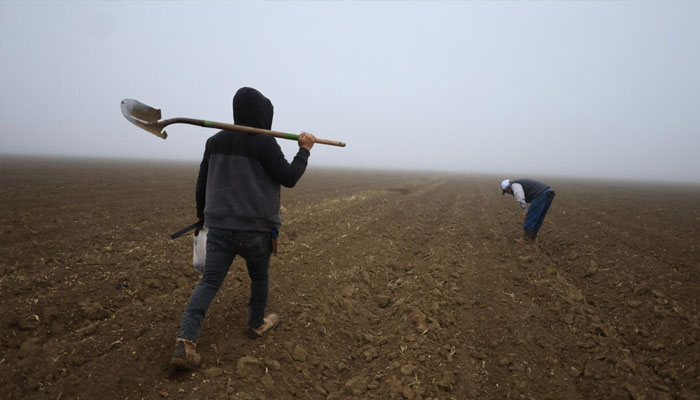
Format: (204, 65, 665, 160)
(1, 158, 699, 400)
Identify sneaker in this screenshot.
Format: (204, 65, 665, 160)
(170, 338, 202, 370)
(249, 314, 279, 339)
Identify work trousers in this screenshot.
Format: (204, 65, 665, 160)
(523, 190, 554, 233)
(177, 228, 271, 342)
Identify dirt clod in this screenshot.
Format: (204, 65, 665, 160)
(17, 337, 42, 359)
(291, 345, 307, 362)
(344, 376, 367, 395)
(236, 356, 263, 378)
(260, 373, 274, 390)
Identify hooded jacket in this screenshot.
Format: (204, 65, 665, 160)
(195, 87, 310, 231)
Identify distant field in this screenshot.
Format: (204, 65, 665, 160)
(1, 157, 699, 400)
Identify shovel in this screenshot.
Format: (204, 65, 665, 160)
(120, 98, 346, 147)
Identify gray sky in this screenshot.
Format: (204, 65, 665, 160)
(1, 1, 699, 183)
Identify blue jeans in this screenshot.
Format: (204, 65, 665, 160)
(523, 190, 554, 233)
(176, 228, 271, 342)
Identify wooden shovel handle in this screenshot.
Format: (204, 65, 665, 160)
(166, 118, 346, 147)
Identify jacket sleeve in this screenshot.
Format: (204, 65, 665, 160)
(511, 183, 528, 210)
(260, 137, 310, 188)
(195, 137, 213, 219)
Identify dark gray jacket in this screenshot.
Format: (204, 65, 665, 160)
(196, 88, 309, 231)
(511, 179, 550, 203)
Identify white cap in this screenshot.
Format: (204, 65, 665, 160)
(501, 179, 511, 194)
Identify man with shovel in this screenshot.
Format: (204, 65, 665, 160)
(171, 87, 316, 369)
(501, 178, 555, 242)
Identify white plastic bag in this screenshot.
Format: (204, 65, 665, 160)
(193, 226, 208, 274)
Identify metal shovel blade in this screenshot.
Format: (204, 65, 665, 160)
(120, 99, 168, 139)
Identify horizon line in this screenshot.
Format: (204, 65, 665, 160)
(1, 152, 699, 187)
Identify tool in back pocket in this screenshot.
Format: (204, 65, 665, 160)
(271, 229, 279, 255)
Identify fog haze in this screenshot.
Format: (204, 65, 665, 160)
(1, 1, 699, 183)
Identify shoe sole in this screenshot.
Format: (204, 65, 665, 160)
(171, 357, 191, 370)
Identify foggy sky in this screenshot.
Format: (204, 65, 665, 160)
(1, 1, 699, 183)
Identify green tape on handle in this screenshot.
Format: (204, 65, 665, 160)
(204, 120, 213, 127)
(284, 133, 299, 140)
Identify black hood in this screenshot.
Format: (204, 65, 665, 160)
(232, 87, 274, 130)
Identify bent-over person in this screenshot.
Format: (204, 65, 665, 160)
(501, 178, 555, 242)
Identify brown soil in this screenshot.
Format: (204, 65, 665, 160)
(1, 157, 699, 400)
